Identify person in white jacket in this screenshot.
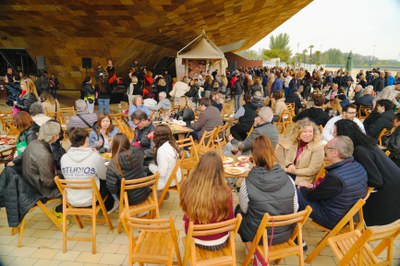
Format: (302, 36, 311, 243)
(60, 128, 116, 212)
(149, 124, 182, 191)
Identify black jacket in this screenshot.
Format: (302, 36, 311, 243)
(106, 147, 149, 205)
(15, 92, 37, 112)
(353, 145, 400, 226)
(0, 166, 42, 227)
(294, 107, 330, 126)
(363, 110, 394, 139)
(177, 107, 195, 127)
(384, 127, 400, 160)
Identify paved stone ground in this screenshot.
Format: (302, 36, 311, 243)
(1, 91, 399, 266)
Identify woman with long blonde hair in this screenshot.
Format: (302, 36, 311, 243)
(284, 118, 324, 184)
(14, 78, 39, 112)
(180, 151, 233, 250)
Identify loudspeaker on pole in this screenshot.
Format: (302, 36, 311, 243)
(82, 57, 92, 69)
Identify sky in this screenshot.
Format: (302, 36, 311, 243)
(250, 0, 400, 60)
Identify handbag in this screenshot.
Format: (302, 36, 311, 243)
(16, 135, 27, 155)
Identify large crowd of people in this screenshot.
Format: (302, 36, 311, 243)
(1, 61, 400, 258)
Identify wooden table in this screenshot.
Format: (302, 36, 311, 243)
(153, 121, 193, 139)
(223, 155, 253, 179)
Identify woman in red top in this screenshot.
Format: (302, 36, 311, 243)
(180, 151, 233, 250)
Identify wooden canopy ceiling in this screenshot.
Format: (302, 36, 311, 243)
(0, 0, 312, 89)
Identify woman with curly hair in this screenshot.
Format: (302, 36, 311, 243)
(334, 119, 400, 226)
(89, 114, 119, 151)
(180, 151, 233, 250)
(284, 118, 324, 184)
(149, 124, 181, 191)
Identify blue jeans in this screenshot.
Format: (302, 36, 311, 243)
(234, 95, 241, 111)
(98, 98, 110, 115)
(297, 189, 335, 229)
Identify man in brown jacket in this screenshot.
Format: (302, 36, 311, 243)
(191, 97, 223, 140)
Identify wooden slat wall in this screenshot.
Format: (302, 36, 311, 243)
(0, 0, 312, 89)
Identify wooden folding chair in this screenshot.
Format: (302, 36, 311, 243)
(313, 162, 326, 184)
(377, 128, 389, 146)
(275, 109, 293, 136)
(183, 214, 242, 266)
(158, 151, 186, 207)
(117, 173, 160, 234)
(242, 206, 312, 266)
(305, 187, 375, 263)
(1, 114, 20, 136)
(54, 176, 113, 254)
(122, 214, 182, 266)
(114, 116, 134, 140)
(11, 198, 62, 247)
(285, 102, 296, 117)
(328, 219, 400, 266)
(195, 128, 217, 156)
(176, 136, 199, 179)
(221, 102, 234, 117)
(358, 105, 372, 120)
(214, 123, 229, 154)
(246, 125, 254, 138)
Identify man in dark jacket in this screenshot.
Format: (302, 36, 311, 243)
(363, 99, 394, 139)
(294, 95, 330, 126)
(297, 136, 368, 229)
(131, 110, 155, 156)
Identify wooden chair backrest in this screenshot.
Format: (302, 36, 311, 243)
(377, 128, 389, 146)
(243, 206, 312, 266)
(123, 215, 181, 266)
(358, 105, 371, 119)
(221, 102, 234, 117)
(184, 214, 242, 265)
(54, 176, 101, 215)
(214, 123, 229, 151)
(328, 219, 400, 266)
(285, 102, 296, 116)
(176, 136, 199, 162)
(198, 128, 217, 150)
(1, 114, 20, 135)
(158, 151, 186, 206)
(120, 173, 159, 211)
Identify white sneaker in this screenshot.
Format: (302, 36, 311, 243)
(107, 200, 119, 215)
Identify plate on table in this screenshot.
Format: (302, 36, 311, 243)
(234, 161, 250, 168)
(174, 120, 186, 126)
(102, 152, 112, 160)
(225, 167, 245, 176)
(237, 156, 250, 162)
(223, 156, 234, 164)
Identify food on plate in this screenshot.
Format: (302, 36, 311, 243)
(102, 152, 112, 160)
(223, 156, 234, 163)
(225, 167, 245, 175)
(237, 156, 250, 162)
(235, 161, 249, 168)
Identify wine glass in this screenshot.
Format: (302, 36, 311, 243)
(231, 144, 239, 155)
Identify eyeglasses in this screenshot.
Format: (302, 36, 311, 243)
(133, 120, 142, 126)
(345, 111, 357, 115)
(324, 146, 335, 151)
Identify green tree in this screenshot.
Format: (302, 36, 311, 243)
(263, 33, 292, 62)
(269, 33, 291, 50)
(308, 45, 314, 63)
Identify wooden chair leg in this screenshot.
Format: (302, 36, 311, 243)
(18, 219, 26, 248)
(92, 213, 96, 254)
(305, 234, 330, 263)
(36, 201, 62, 231)
(62, 212, 67, 253)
